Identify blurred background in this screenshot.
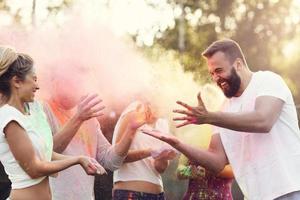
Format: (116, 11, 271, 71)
(1, 0, 300, 199)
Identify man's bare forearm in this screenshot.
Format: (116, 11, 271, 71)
(207, 111, 270, 133)
(174, 142, 227, 174)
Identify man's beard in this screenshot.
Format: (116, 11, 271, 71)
(217, 68, 241, 98)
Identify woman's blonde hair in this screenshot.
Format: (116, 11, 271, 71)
(0, 46, 34, 98)
(0, 46, 18, 76)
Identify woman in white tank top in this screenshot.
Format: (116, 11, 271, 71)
(0, 46, 106, 200)
(112, 101, 177, 200)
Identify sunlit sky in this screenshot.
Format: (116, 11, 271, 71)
(1, 0, 300, 48)
(0, 0, 176, 46)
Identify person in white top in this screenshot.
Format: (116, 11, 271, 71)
(112, 101, 177, 200)
(39, 71, 150, 200)
(0, 46, 106, 200)
(143, 39, 300, 200)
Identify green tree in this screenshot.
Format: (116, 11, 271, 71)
(134, 0, 300, 105)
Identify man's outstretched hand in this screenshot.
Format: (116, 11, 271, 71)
(141, 129, 180, 147)
(173, 92, 210, 128)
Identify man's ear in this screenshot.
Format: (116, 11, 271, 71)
(235, 58, 243, 71)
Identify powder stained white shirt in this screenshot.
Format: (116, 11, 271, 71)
(214, 71, 300, 200)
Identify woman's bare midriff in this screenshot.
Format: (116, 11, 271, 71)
(114, 181, 163, 194)
(9, 177, 51, 200)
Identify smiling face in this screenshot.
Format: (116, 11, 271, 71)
(202, 39, 248, 98)
(207, 51, 241, 98)
(17, 69, 39, 102)
(0, 51, 38, 103)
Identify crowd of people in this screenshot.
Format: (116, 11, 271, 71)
(1, 39, 300, 200)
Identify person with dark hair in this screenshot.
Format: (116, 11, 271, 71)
(143, 39, 300, 199)
(0, 46, 106, 200)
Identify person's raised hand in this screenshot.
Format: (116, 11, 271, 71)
(141, 129, 180, 147)
(75, 94, 105, 122)
(173, 92, 209, 128)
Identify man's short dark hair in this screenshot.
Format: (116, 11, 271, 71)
(202, 39, 247, 64)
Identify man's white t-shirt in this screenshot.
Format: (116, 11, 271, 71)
(214, 71, 300, 200)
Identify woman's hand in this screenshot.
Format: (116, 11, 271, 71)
(151, 147, 177, 160)
(78, 156, 107, 175)
(123, 103, 148, 131)
(75, 94, 105, 122)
